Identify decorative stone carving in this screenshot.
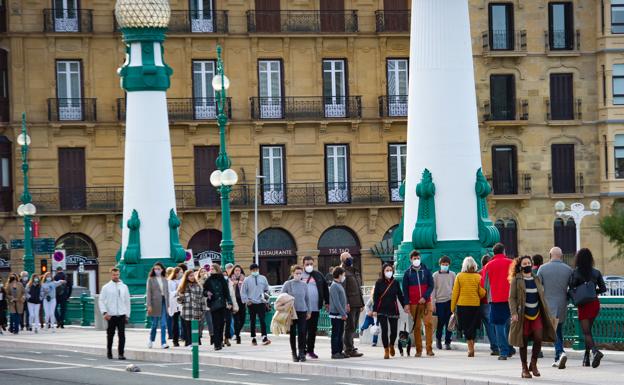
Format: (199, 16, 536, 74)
(305, 210, 314, 233)
(335, 209, 347, 225)
(106, 215, 116, 240)
(271, 210, 282, 227)
(69, 215, 82, 232)
(240, 211, 249, 235)
(368, 208, 378, 233)
(205, 212, 217, 227)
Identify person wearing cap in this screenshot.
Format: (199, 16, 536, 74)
(54, 266, 73, 329)
(241, 263, 271, 346)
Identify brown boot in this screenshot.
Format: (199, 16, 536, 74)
(389, 345, 395, 357)
(521, 363, 532, 379)
(467, 340, 475, 357)
(529, 359, 541, 377)
(384, 347, 390, 359)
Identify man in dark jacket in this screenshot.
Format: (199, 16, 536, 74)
(340, 252, 364, 357)
(54, 267, 73, 328)
(402, 250, 435, 357)
(301, 256, 330, 359)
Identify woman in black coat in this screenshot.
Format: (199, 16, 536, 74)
(373, 263, 405, 360)
(203, 264, 233, 350)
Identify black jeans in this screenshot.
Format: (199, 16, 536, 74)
(55, 299, 68, 326)
(290, 312, 307, 356)
(211, 308, 226, 348)
(234, 302, 246, 337)
(331, 318, 345, 355)
(224, 309, 233, 339)
(435, 301, 452, 345)
(106, 315, 126, 356)
(378, 315, 399, 349)
(21, 304, 29, 329)
(172, 312, 180, 344)
(248, 303, 267, 338)
(306, 311, 320, 354)
(182, 319, 202, 346)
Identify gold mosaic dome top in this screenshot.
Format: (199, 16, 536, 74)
(115, 0, 170, 29)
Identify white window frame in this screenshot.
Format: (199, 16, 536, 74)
(326, 145, 349, 203)
(193, 60, 216, 119)
(190, 0, 214, 32)
(56, 60, 82, 121)
(258, 60, 282, 119)
(54, 0, 79, 32)
(261, 146, 285, 204)
(389, 144, 406, 201)
(323, 59, 346, 117)
(387, 59, 408, 116)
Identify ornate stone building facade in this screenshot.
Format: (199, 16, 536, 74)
(0, 0, 621, 292)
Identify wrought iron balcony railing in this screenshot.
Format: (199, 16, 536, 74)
(379, 95, 408, 117)
(117, 97, 231, 121)
(44, 8, 93, 32)
(548, 172, 584, 195)
(29, 181, 402, 213)
(482, 29, 527, 53)
(487, 174, 532, 196)
(115, 10, 228, 33)
(482, 99, 528, 122)
(250, 96, 362, 120)
(374, 10, 410, 32)
(545, 97, 582, 121)
(545, 29, 580, 51)
(246, 10, 358, 33)
(47, 98, 97, 122)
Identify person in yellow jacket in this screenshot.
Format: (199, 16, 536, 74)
(451, 256, 486, 357)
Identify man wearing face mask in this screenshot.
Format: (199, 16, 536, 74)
(241, 263, 271, 346)
(301, 256, 329, 359)
(432, 256, 456, 350)
(402, 250, 435, 357)
(19, 271, 29, 331)
(340, 252, 364, 358)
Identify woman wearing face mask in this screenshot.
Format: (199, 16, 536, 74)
(40, 272, 65, 331)
(223, 268, 239, 347)
(177, 270, 206, 346)
(508, 256, 556, 379)
(5, 273, 25, 334)
(281, 265, 311, 362)
(167, 267, 183, 346)
(203, 264, 233, 351)
(372, 264, 405, 359)
(229, 265, 246, 344)
(146, 262, 170, 349)
(0, 277, 7, 334)
(25, 274, 43, 333)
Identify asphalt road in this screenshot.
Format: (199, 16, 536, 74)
(0, 348, 411, 385)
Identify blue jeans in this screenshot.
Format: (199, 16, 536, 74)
(435, 301, 452, 344)
(331, 318, 345, 355)
(9, 313, 20, 334)
(150, 298, 167, 345)
(492, 321, 511, 357)
(360, 315, 379, 344)
(555, 322, 565, 360)
(480, 303, 498, 352)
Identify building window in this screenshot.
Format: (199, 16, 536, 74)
(554, 218, 576, 258)
(261, 145, 285, 205)
(488, 3, 514, 50)
(323, 59, 347, 118)
(490, 74, 516, 120)
(58, 147, 86, 210)
(389, 143, 406, 201)
(53, 0, 79, 32)
(492, 145, 517, 195)
(614, 64, 624, 105)
(189, 0, 215, 33)
(56, 60, 82, 120)
(548, 2, 574, 50)
(325, 144, 349, 203)
(0, 136, 11, 212)
(615, 135, 624, 179)
(551, 144, 575, 194)
(612, 0, 624, 34)
(495, 219, 518, 258)
(192, 60, 216, 119)
(386, 59, 408, 116)
(258, 59, 282, 119)
(317, 226, 361, 275)
(550, 73, 574, 120)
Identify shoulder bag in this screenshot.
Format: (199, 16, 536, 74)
(569, 280, 597, 306)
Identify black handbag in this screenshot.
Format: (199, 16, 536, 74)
(569, 281, 597, 306)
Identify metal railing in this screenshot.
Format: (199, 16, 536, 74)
(548, 172, 584, 194)
(605, 279, 624, 296)
(482, 99, 528, 121)
(487, 174, 532, 196)
(115, 10, 228, 33)
(43, 9, 93, 32)
(246, 10, 358, 33)
(47, 98, 97, 122)
(250, 96, 362, 120)
(482, 29, 527, 52)
(379, 95, 408, 117)
(546, 98, 582, 121)
(117, 97, 231, 121)
(374, 10, 410, 32)
(545, 29, 580, 51)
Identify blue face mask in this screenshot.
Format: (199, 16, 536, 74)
(344, 258, 353, 267)
(440, 265, 449, 273)
(251, 271, 259, 277)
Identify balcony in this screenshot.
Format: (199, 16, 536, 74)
(250, 96, 362, 120)
(115, 10, 228, 33)
(379, 95, 408, 117)
(482, 99, 528, 126)
(43, 9, 93, 33)
(548, 172, 584, 195)
(117, 97, 231, 121)
(481, 29, 527, 56)
(29, 182, 402, 213)
(487, 174, 532, 200)
(47, 98, 97, 122)
(545, 98, 582, 122)
(246, 10, 358, 33)
(545, 29, 580, 54)
(374, 10, 410, 33)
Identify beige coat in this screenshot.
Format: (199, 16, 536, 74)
(146, 276, 170, 317)
(227, 279, 239, 313)
(6, 282, 25, 314)
(508, 274, 556, 347)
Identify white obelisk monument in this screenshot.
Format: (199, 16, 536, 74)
(396, 0, 499, 275)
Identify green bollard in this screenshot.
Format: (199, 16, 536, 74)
(192, 319, 199, 379)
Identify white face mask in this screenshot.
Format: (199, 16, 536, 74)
(340, 275, 346, 283)
(384, 271, 394, 279)
(304, 265, 314, 274)
(154, 269, 162, 276)
(412, 259, 421, 268)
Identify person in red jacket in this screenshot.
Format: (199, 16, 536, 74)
(480, 243, 515, 360)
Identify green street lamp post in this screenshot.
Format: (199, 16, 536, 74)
(17, 112, 37, 275)
(210, 45, 238, 268)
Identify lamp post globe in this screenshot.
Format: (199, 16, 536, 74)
(23, 203, 37, 216)
(554, 201, 566, 211)
(17, 204, 25, 217)
(17, 133, 31, 146)
(212, 74, 230, 91)
(590, 200, 601, 211)
(210, 170, 223, 187)
(221, 169, 238, 186)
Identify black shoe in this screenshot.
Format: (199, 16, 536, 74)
(107, 353, 113, 360)
(215, 346, 222, 351)
(332, 353, 346, 359)
(292, 354, 300, 362)
(262, 337, 271, 345)
(490, 350, 500, 356)
(444, 344, 451, 351)
(299, 354, 306, 362)
(498, 356, 507, 360)
(591, 350, 604, 368)
(538, 351, 544, 359)
(173, 341, 180, 347)
(252, 338, 258, 346)
(118, 355, 126, 360)
(236, 336, 241, 344)
(583, 351, 591, 367)
(436, 340, 442, 350)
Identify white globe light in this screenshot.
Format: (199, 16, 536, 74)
(212, 74, 230, 91)
(17, 204, 25, 217)
(23, 203, 37, 216)
(221, 169, 238, 186)
(210, 170, 222, 187)
(554, 201, 566, 211)
(17, 133, 31, 146)
(590, 200, 601, 211)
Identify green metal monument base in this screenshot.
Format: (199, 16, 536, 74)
(118, 259, 177, 296)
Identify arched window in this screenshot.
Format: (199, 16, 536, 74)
(187, 229, 222, 255)
(317, 226, 361, 275)
(554, 218, 576, 257)
(55, 233, 99, 294)
(0, 136, 12, 212)
(253, 228, 297, 285)
(55, 233, 98, 259)
(495, 219, 518, 258)
(382, 225, 399, 242)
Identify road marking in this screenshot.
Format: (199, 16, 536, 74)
(182, 368, 205, 372)
(28, 351, 42, 354)
(336, 383, 362, 385)
(55, 354, 70, 358)
(0, 366, 80, 372)
(281, 378, 309, 382)
(228, 372, 250, 376)
(82, 358, 98, 361)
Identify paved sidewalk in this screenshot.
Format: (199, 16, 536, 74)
(1, 327, 623, 385)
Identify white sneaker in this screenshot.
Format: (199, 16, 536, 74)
(558, 353, 567, 369)
(148, 341, 153, 349)
(552, 361, 558, 368)
(161, 344, 169, 349)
